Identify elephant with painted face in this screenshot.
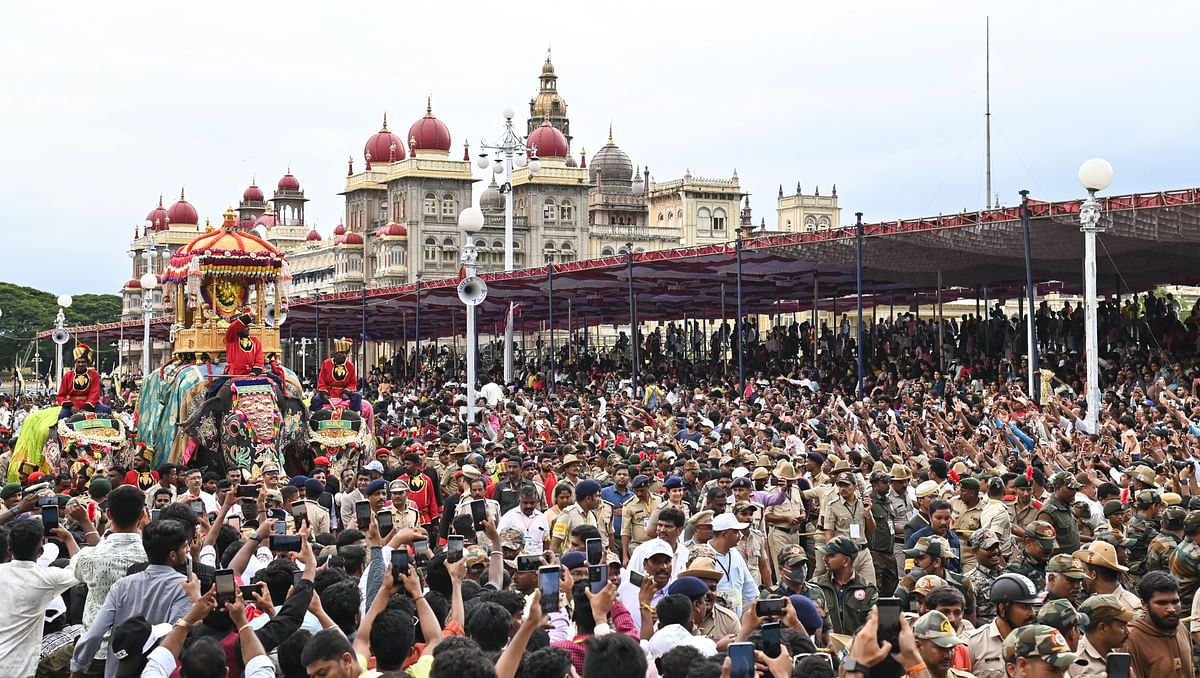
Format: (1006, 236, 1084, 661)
(136, 360, 310, 478)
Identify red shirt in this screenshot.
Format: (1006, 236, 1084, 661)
(224, 317, 264, 376)
(317, 358, 357, 398)
(57, 368, 101, 408)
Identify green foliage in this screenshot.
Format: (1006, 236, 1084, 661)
(0, 283, 122, 376)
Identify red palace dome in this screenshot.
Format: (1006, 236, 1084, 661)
(334, 223, 347, 236)
(376, 222, 408, 238)
(306, 228, 323, 241)
(339, 232, 364, 246)
(146, 196, 170, 231)
(408, 99, 452, 154)
(364, 113, 406, 164)
(527, 115, 569, 159)
(124, 279, 141, 289)
(243, 182, 264, 201)
(278, 172, 301, 191)
(167, 189, 199, 225)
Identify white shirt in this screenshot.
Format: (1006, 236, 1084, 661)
(497, 506, 550, 553)
(0, 560, 79, 678)
(643, 623, 718, 659)
(706, 544, 758, 617)
(480, 382, 505, 407)
(142, 645, 274, 678)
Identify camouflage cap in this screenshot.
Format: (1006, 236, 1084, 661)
(1050, 472, 1082, 490)
(1078, 593, 1136, 623)
(913, 610, 965, 648)
(1189, 496, 1200, 511)
(1001, 624, 1079, 667)
(1036, 599, 1089, 633)
(779, 543, 808, 567)
(905, 535, 953, 560)
(968, 528, 1002, 550)
(869, 470, 893, 484)
(1185, 511, 1200, 533)
(1162, 505, 1188, 530)
(914, 574, 950, 596)
(498, 527, 525, 551)
(464, 544, 491, 569)
(1025, 520, 1058, 551)
(1092, 529, 1137, 549)
(1072, 501, 1092, 520)
(819, 535, 861, 558)
(1135, 489, 1162, 507)
(1045, 554, 1087, 579)
(1102, 500, 1127, 517)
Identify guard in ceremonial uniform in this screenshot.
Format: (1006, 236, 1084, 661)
(621, 474, 663, 559)
(312, 337, 362, 412)
(56, 344, 104, 416)
(1006, 520, 1056, 592)
(1008, 476, 1043, 544)
(123, 443, 159, 491)
(1125, 489, 1162, 578)
(224, 313, 264, 376)
(1037, 472, 1081, 556)
(1145, 505, 1185, 575)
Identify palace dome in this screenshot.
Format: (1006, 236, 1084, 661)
(480, 176, 504, 212)
(306, 228, 323, 242)
(167, 190, 199, 225)
(407, 100, 451, 154)
(377, 222, 408, 239)
(277, 172, 300, 191)
(589, 129, 632, 186)
(146, 197, 170, 231)
(527, 116, 569, 159)
(243, 183, 264, 201)
(334, 223, 347, 236)
(364, 114, 406, 164)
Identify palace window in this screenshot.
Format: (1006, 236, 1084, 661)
(601, 246, 615, 256)
(424, 237, 437, 263)
(559, 199, 574, 221)
(697, 207, 712, 231)
(543, 198, 557, 222)
(423, 192, 437, 216)
(804, 216, 816, 232)
(658, 212, 664, 224)
(713, 207, 726, 231)
(441, 193, 457, 218)
(818, 216, 831, 229)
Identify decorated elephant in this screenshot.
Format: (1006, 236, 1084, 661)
(8, 409, 129, 482)
(305, 406, 374, 478)
(136, 360, 309, 478)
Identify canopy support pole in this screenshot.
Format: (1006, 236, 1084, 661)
(548, 262, 555, 394)
(1021, 189, 1040, 404)
(855, 212, 864, 399)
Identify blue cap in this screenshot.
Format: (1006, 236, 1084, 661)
(663, 476, 684, 489)
(575, 479, 602, 498)
(667, 576, 709, 601)
(806, 452, 825, 465)
(365, 478, 387, 495)
(631, 474, 651, 489)
(788, 594, 824, 634)
(561, 551, 587, 569)
(304, 478, 325, 494)
(289, 475, 309, 488)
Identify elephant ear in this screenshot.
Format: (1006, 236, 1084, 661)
(182, 394, 225, 451)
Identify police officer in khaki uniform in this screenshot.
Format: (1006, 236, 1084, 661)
(823, 471, 876, 585)
(620, 474, 663, 565)
(681, 556, 741, 641)
(949, 477, 989, 572)
(549, 479, 609, 554)
(765, 460, 808, 576)
(388, 479, 422, 531)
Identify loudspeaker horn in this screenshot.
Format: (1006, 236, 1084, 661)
(457, 276, 488, 306)
(52, 329, 71, 345)
(265, 303, 288, 328)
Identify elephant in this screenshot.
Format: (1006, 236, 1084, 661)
(8, 409, 128, 482)
(135, 360, 309, 478)
(304, 406, 375, 479)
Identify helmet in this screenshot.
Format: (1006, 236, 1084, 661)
(990, 573, 1041, 605)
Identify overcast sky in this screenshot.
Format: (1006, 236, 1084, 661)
(4, 0, 1198, 296)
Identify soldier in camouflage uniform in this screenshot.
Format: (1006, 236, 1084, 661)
(1006, 520, 1056, 592)
(1036, 599, 1087, 651)
(912, 610, 977, 678)
(1001, 624, 1079, 673)
(1125, 489, 1162, 578)
(1037, 472, 1081, 556)
(1044, 554, 1086, 606)
(1144, 505, 1186, 575)
(897, 536, 976, 616)
(1169, 511, 1200, 615)
(965, 528, 1005, 624)
(1073, 502, 1094, 542)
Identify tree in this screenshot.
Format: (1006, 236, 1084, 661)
(0, 283, 122, 378)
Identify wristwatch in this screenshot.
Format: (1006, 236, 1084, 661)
(843, 658, 869, 674)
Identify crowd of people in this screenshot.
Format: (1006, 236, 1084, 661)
(2, 290, 1200, 678)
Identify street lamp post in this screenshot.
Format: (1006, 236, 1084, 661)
(53, 294, 72, 385)
(139, 273, 157, 378)
(477, 108, 541, 385)
(458, 207, 485, 423)
(1078, 158, 1113, 434)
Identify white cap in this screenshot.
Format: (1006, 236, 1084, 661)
(640, 538, 675, 560)
(712, 514, 750, 531)
(731, 467, 750, 479)
(700, 419, 715, 428)
(915, 480, 939, 498)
